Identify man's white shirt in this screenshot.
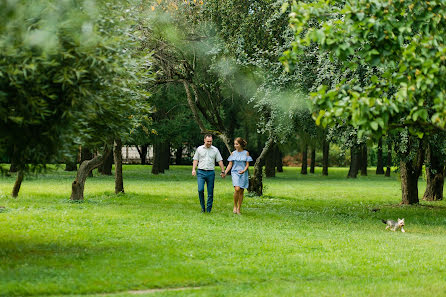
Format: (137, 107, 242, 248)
(193, 145, 223, 170)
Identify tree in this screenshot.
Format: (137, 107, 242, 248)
(376, 137, 385, 175)
(284, 0, 446, 204)
(423, 134, 446, 201)
(0, 1, 150, 197)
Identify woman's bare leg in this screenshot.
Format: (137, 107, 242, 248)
(233, 186, 240, 213)
(237, 189, 244, 214)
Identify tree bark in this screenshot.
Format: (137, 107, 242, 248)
(423, 144, 444, 201)
(100, 148, 113, 175)
(80, 147, 94, 177)
(360, 144, 367, 176)
(376, 137, 385, 174)
(265, 144, 276, 178)
(71, 147, 111, 201)
(11, 170, 24, 198)
(136, 144, 148, 165)
(248, 137, 274, 196)
(301, 143, 308, 175)
(161, 141, 170, 171)
(348, 146, 360, 178)
(276, 146, 283, 173)
(114, 138, 124, 194)
(400, 140, 424, 205)
(9, 160, 18, 173)
(152, 142, 164, 175)
(385, 142, 392, 177)
(310, 147, 316, 174)
(322, 139, 329, 176)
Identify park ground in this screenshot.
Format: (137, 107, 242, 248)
(1, 166, 446, 297)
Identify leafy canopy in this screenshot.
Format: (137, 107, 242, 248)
(283, 0, 446, 139)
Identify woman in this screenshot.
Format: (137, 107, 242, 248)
(224, 137, 253, 214)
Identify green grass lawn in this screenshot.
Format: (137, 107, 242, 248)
(1, 166, 446, 297)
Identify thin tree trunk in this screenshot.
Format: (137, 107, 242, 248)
(361, 144, 367, 176)
(310, 148, 316, 174)
(376, 137, 384, 174)
(322, 139, 329, 176)
(248, 137, 274, 196)
(423, 144, 444, 201)
(100, 148, 113, 175)
(385, 142, 392, 177)
(71, 148, 111, 201)
(80, 147, 94, 177)
(11, 170, 24, 198)
(152, 142, 163, 174)
(9, 160, 18, 173)
(136, 144, 148, 165)
(161, 142, 170, 171)
(400, 140, 424, 205)
(400, 161, 420, 205)
(265, 144, 276, 178)
(276, 146, 283, 173)
(114, 138, 124, 194)
(301, 143, 308, 175)
(348, 146, 360, 178)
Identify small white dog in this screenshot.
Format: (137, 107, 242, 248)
(382, 218, 405, 232)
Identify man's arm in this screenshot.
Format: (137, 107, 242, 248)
(218, 160, 225, 178)
(192, 160, 198, 176)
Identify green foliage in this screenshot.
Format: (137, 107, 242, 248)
(0, 0, 152, 170)
(1, 166, 446, 296)
(283, 0, 446, 138)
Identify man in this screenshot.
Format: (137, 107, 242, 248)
(192, 134, 225, 213)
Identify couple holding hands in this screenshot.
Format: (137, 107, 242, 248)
(192, 134, 252, 215)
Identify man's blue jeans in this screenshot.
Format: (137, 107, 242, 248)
(197, 169, 215, 212)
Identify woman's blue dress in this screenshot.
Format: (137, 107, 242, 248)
(228, 150, 253, 189)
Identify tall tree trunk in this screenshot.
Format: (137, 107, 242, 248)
(385, 142, 392, 177)
(161, 142, 170, 171)
(100, 148, 113, 175)
(400, 140, 424, 205)
(301, 143, 308, 175)
(423, 144, 444, 201)
(310, 147, 316, 174)
(248, 138, 274, 196)
(376, 137, 385, 174)
(136, 144, 148, 165)
(11, 170, 24, 198)
(9, 160, 18, 173)
(348, 146, 360, 178)
(71, 147, 111, 201)
(361, 144, 367, 176)
(152, 142, 164, 175)
(265, 144, 276, 178)
(276, 146, 283, 173)
(400, 161, 420, 205)
(80, 147, 94, 177)
(114, 138, 124, 194)
(322, 139, 329, 176)
(175, 145, 183, 165)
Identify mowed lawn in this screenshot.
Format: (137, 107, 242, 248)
(1, 166, 446, 297)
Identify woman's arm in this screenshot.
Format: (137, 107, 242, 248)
(224, 161, 233, 175)
(239, 151, 250, 174)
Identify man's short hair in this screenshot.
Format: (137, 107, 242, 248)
(204, 134, 213, 139)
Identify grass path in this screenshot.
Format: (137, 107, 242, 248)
(1, 166, 446, 296)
